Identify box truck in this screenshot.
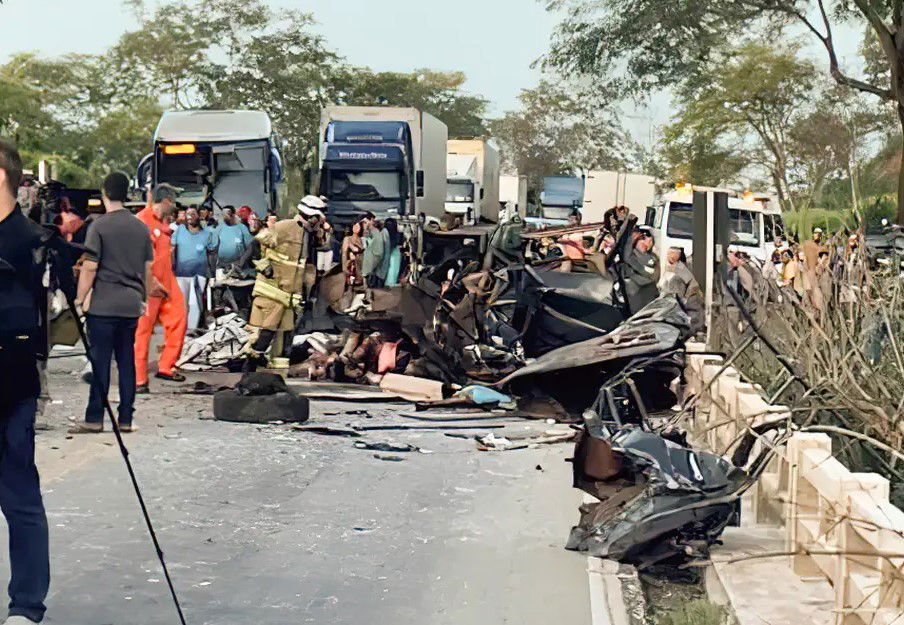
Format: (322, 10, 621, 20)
(499, 174, 528, 220)
(136, 110, 287, 217)
(581, 170, 656, 224)
(318, 106, 447, 227)
(444, 139, 500, 224)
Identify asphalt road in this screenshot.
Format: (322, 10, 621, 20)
(0, 356, 594, 625)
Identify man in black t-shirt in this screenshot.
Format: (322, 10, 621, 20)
(0, 138, 51, 624)
(70, 172, 153, 435)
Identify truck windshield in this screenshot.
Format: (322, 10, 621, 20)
(328, 171, 403, 201)
(729, 209, 759, 246)
(666, 202, 760, 245)
(446, 181, 474, 202)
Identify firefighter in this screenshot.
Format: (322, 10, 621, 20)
(243, 195, 325, 370)
(134, 184, 187, 392)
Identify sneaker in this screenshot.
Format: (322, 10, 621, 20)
(135, 384, 150, 395)
(154, 371, 186, 382)
(118, 423, 138, 433)
(67, 422, 103, 434)
(6, 616, 40, 624)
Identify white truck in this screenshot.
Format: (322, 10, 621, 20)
(444, 139, 500, 224)
(499, 174, 528, 220)
(318, 106, 448, 226)
(644, 184, 783, 271)
(581, 170, 656, 224)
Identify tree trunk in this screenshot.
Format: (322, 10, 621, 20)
(898, 105, 904, 224)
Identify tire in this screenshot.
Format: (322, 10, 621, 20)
(213, 391, 310, 424)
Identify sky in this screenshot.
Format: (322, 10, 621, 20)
(0, 0, 871, 147)
(0, 0, 560, 116)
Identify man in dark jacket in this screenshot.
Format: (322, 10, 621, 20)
(0, 138, 51, 624)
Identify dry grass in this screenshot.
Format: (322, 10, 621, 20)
(710, 244, 904, 504)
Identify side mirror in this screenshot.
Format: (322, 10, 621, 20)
(416, 170, 425, 198)
(479, 188, 485, 200)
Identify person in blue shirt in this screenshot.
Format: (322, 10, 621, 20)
(215, 206, 253, 267)
(172, 207, 217, 331)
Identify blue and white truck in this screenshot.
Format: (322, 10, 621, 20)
(529, 175, 585, 227)
(137, 109, 286, 217)
(318, 106, 448, 227)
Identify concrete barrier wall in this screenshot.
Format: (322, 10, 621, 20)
(684, 345, 904, 625)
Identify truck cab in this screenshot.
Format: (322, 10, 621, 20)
(445, 154, 480, 224)
(444, 139, 500, 225)
(645, 185, 779, 271)
(136, 110, 286, 217)
(531, 176, 584, 227)
(319, 120, 415, 227)
(318, 106, 448, 229)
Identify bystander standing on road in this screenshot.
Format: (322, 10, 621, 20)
(384, 218, 402, 286)
(661, 246, 704, 333)
(215, 206, 253, 269)
(198, 205, 217, 228)
(341, 221, 365, 287)
(316, 218, 336, 277)
(0, 138, 51, 624)
(362, 219, 386, 288)
(135, 184, 187, 392)
(70, 172, 153, 434)
(172, 206, 217, 332)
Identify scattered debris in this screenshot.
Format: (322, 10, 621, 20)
(566, 402, 753, 568)
(475, 431, 576, 451)
(352, 424, 506, 431)
(378, 373, 445, 402)
(373, 454, 405, 462)
(292, 425, 361, 437)
(354, 441, 420, 453)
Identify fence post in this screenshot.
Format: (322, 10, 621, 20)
(786, 432, 832, 578)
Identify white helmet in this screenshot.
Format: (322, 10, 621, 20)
(297, 195, 326, 217)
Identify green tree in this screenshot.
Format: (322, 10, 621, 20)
(663, 44, 816, 211)
(489, 80, 631, 191)
(544, 0, 904, 222)
(206, 10, 347, 193)
(112, 0, 270, 108)
(659, 123, 747, 188)
(340, 69, 489, 138)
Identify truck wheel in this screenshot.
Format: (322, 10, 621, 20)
(213, 390, 310, 423)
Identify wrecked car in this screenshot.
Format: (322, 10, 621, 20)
(501, 294, 692, 416)
(566, 421, 749, 567)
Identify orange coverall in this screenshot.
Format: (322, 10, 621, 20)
(135, 206, 186, 384)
